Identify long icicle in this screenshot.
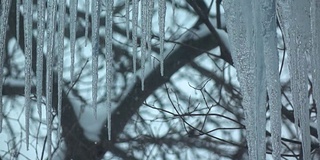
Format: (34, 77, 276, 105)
(140, 0, 147, 90)
(158, 0, 166, 76)
(311, 0, 320, 145)
(292, 1, 311, 159)
(70, 0, 78, 83)
(35, 0, 45, 152)
(23, 0, 33, 150)
(105, 0, 114, 141)
(278, 1, 311, 159)
(125, 0, 130, 44)
(252, 0, 267, 159)
(84, 0, 89, 46)
(261, 0, 281, 159)
(277, 0, 298, 135)
(16, 0, 20, 48)
(46, 0, 57, 158)
(91, 0, 101, 118)
(36, 0, 46, 123)
(132, 0, 139, 76)
(147, 1, 154, 65)
(0, 0, 11, 133)
(223, 0, 266, 159)
(57, 0, 66, 144)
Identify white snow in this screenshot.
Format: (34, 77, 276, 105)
(68, 90, 108, 142)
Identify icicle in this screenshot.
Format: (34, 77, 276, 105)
(293, 1, 311, 159)
(140, 0, 147, 90)
(70, 0, 78, 83)
(0, 0, 11, 133)
(91, 0, 101, 118)
(147, 1, 154, 64)
(278, 1, 311, 159)
(277, 0, 298, 134)
(158, 0, 166, 76)
(46, 0, 57, 158)
(132, 0, 139, 76)
(85, 0, 89, 46)
(105, 0, 114, 140)
(252, 0, 267, 159)
(224, 0, 267, 159)
(311, 0, 320, 145)
(57, 0, 66, 143)
(290, 48, 310, 160)
(125, 0, 130, 44)
(36, 0, 46, 122)
(16, 0, 20, 47)
(261, 0, 281, 159)
(23, 0, 33, 150)
(223, 1, 252, 157)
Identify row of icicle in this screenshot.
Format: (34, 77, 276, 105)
(0, 0, 167, 158)
(224, 0, 320, 160)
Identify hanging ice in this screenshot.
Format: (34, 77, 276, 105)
(105, 0, 114, 140)
(23, 0, 33, 150)
(278, 1, 311, 159)
(91, 0, 101, 117)
(261, 0, 281, 159)
(311, 0, 320, 145)
(223, 1, 253, 157)
(132, 0, 139, 75)
(140, 0, 147, 90)
(277, 0, 297, 133)
(57, 0, 66, 142)
(147, 1, 154, 64)
(225, 0, 313, 159)
(70, 0, 78, 83)
(16, 0, 20, 48)
(125, 0, 130, 44)
(244, 0, 267, 158)
(36, 0, 46, 121)
(158, 0, 166, 76)
(293, 1, 311, 159)
(223, 0, 267, 159)
(0, 0, 11, 133)
(85, 0, 89, 46)
(46, 0, 57, 158)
